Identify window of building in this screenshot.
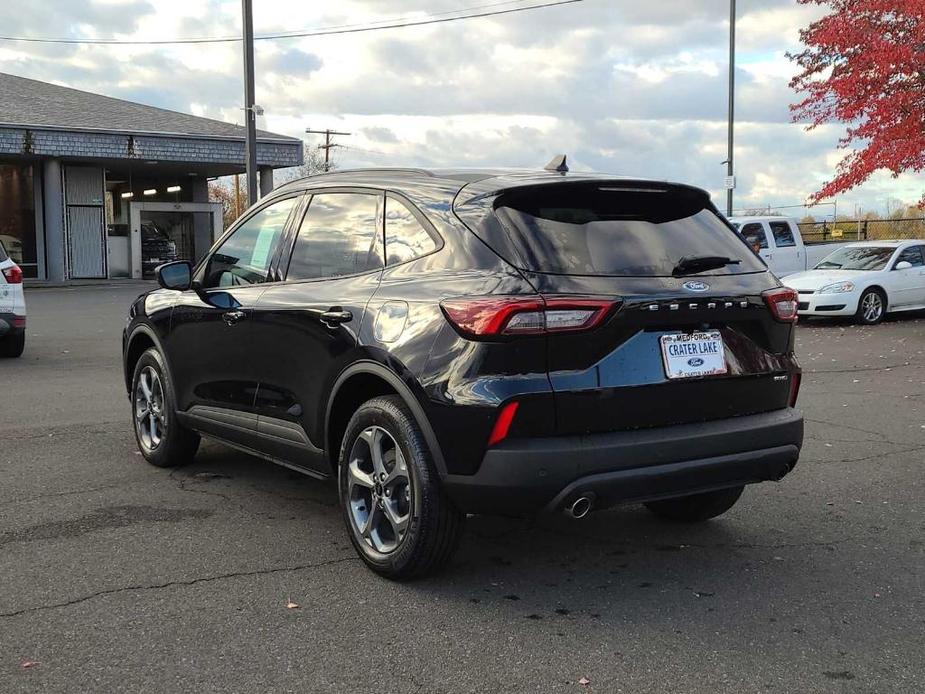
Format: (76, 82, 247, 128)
(286, 193, 383, 280)
(384, 196, 438, 265)
(0, 164, 37, 278)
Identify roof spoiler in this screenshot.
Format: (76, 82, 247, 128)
(544, 154, 569, 173)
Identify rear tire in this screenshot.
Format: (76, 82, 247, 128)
(855, 287, 886, 325)
(644, 486, 744, 523)
(131, 347, 199, 467)
(339, 395, 465, 580)
(0, 331, 24, 358)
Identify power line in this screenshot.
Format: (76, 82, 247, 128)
(263, 1, 538, 37)
(0, 0, 583, 46)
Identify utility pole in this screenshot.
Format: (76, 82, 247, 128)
(725, 0, 736, 217)
(306, 128, 352, 172)
(241, 0, 258, 205)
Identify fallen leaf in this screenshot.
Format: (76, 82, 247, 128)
(578, 676, 591, 686)
(21, 660, 39, 669)
(286, 600, 300, 609)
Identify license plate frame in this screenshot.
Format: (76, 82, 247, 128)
(660, 330, 727, 380)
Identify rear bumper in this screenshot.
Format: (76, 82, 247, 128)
(442, 408, 803, 515)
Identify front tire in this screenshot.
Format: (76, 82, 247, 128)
(0, 331, 24, 358)
(855, 287, 886, 325)
(131, 347, 199, 467)
(644, 486, 744, 523)
(339, 395, 465, 580)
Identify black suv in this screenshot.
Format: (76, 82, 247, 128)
(123, 165, 804, 579)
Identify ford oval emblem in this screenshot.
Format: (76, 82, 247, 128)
(683, 281, 710, 292)
(687, 357, 705, 367)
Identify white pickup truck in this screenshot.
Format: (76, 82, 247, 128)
(728, 216, 847, 277)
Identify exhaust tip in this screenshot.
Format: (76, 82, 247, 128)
(569, 496, 593, 519)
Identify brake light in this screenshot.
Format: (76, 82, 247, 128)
(763, 287, 798, 323)
(440, 296, 618, 338)
(487, 401, 519, 447)
(12, 316, 25, 328)
(1, 263, 22, 284)
(789, 372, 801, 407)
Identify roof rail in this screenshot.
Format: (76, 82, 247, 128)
(302, 167, 437, 178)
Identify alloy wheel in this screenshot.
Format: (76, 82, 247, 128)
(861, 292, 883, 323)
(346, 425, 413, 555)
(134, 365, 166, 451)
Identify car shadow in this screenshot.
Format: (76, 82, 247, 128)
(176, 441, 836, 631)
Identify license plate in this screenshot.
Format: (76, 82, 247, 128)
(660, 331, 727, 379)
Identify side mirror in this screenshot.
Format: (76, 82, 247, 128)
(895, 260, 913, 271)
(155, 260, 192, 290)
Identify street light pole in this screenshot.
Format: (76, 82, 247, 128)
(241, 0, 258, 206)
(725, 0, 736, 217)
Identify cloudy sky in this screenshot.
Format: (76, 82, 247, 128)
(0, 0, 921, 216)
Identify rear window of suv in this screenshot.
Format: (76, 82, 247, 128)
(476, 184, 765, 277)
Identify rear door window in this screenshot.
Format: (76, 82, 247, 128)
(769, 221, 796, 248)
(489, 185, 766, 277)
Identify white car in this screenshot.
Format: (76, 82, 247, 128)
(783, 241, 925, 325)
(0, 240, 26, 357)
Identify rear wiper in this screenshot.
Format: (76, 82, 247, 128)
(672, 255, 741, 276)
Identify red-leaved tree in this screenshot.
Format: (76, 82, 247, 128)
(789, 0, 925, 204)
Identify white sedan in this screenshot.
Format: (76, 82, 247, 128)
(0, 239, 26, 357)
(783, 241, 925, 325)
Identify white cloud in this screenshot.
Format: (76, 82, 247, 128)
(0, 0, 921, 214)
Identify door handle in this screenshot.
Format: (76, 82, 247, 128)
(222, 309, 246, 326)
(320, 308, 352, 328)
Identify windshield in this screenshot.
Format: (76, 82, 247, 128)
(486, 185, 765, 277)
(815, 246, 895, 271)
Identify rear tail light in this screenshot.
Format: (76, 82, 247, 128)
(789, 372, 801, 407)
(763, 287, 799, 323)
(1, 263, 22, 284)
(12, 316, 26, 328)
(487, 401, 519, 447)
(440, 296, 619, 338)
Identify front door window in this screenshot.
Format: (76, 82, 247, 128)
(201, 197, 298, 288)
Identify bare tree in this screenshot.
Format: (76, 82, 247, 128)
(278, 144, 335, 183)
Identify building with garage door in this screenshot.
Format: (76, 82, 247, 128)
(0, 72, 303, 281)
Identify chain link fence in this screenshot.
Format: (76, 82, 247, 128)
(797, 218, 925, 244)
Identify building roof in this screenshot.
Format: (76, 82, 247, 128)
(0, 72, 297, 143)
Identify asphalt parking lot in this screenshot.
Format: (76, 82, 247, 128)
(1, 284, 923, 693)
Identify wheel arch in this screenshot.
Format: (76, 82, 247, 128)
(860, 284, 889, 309)
(325, 361, 447, 477)
(124, 324, 166, 395)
